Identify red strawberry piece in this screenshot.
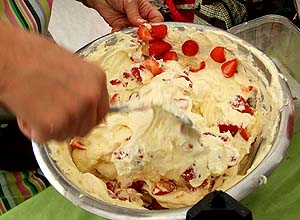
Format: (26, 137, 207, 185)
(181, 167, 195, 181)
(239, 127, 250, 141)
(123, 72, 131, 79)
(137, 25, 154, 42)
(151, 199, 165, 210)
(210, 46, 226, 63)
(152, 180, 176, 195)
(131, 67, 142, 83)
(151, 24, 168, 40)
(218, 123, 239, 136)
(106, 181, 116, 192)
(110, 93, 119, 105)
(219, 135, 229, 142)
(190, 61, 206, 72)
(138, 64, 144, 69)
(69, 139, 86, 150)
(110, 79, 121, 85)
(179, 75, 193, 88)
(143, 57, 163, 76)
(182, 40, 199, 56)
(241, 85, 255, 93)
(129, 180, 145, 193)
(229, 95, 254, 115)
(149, 40, 172, 58)
(221, 59, 238, 78)
(201, 179, 209, 187)
(162, 51, 178, 61)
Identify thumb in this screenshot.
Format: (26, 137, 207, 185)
(125, 0, 147, 26)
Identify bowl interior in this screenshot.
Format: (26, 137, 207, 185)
(33, 23, 294, 220)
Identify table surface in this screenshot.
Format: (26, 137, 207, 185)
(2, 1, 300, 219)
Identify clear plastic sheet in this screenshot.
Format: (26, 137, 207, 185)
(229, 14, 300, 133)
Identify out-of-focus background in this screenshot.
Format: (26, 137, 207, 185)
(49, 0, 111, 52)
(49, 0, 299, 52)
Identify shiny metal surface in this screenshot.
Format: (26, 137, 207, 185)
(33, 22, 294, 220)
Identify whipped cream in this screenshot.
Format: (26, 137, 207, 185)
(48, 24, 283, 209)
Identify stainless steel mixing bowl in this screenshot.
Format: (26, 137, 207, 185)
(32, 22, 294, 220)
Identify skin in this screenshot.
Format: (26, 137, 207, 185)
(0, 23, 109, 142)
(0, 0, 163, 143)
(86, 0, 164, 32)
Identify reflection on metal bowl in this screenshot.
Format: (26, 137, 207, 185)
(33, 23, 294, 220)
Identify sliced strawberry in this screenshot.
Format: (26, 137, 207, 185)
(69, 139, 86, 150)
(210, 46, 226, 63)
(221, 59, 238, 78)
(151, 199, 165, 210)
(123, 72, 131, 79)
(182, 40, 199, 56)
(181, 167, 195, 181)
(139, 64, 145, 70)
(201, 179, 209, 187)
(129, 180, 145, 193)
(239, 127, 250, 141)
(143, 57, 162, 76)
(110, 93, 119, 105)
(131, 67, 142, 83)
(149, 40, 172, 58)
(152, 180, 176, 195)
(190, 61, 206, 72)
(241, 85, 255, 93)
(106, 181, 116, 192)
(162, 51, 178, 61)
(151, 24, 167, 40)
(137, 25, 154, 42)
(179, 75, 193, 88)
(110, 79, 121, 85)
(229, 95, 254, 115)
(218, 123, 239, 136)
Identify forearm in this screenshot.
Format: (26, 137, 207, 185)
(0, 22, 27, 102)
(0, 21, 67, 109)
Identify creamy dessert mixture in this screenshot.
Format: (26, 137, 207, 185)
(48, 24, 283, 210)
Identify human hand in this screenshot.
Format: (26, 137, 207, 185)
(0, 24, 109, 142)
(86, 0, 164, 32)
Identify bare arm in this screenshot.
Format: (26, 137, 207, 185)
(0, 22, 109, 142)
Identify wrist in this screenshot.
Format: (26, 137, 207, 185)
(0, 22, 49, 106)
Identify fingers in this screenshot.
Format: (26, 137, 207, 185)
(111, 22, 129, 32)
(17, 63, 109, 143)
(140, 0, 164, 23)
(125, 0, 163, 26)
(17, 117, 32, 140)
(125, 0, 147, 26)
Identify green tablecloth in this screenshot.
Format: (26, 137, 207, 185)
(1, 132, 299, 220)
